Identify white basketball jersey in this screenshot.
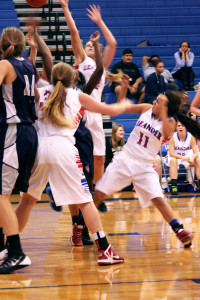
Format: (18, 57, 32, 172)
(124, 108, 171, 162)
(37, 85, 84, 142)
(36, 77, 50, 88)
(172, 131, 192, 156)
(76, 56, 105, 103)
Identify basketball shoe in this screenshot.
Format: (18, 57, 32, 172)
(176, 227, 193, 248)
(0, 254, 31, 274)
(82, 226, 94, 245)
(98, 244, 124, 266)
(46, 186, 62, 212)
(171, 185, 178, 195)
(97, 201, 108, 213)
(0, 248, 8, 260)
(71, 224, 83, 246)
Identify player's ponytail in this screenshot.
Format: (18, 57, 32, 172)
(41, 62, 76, 127)
(1, 27, 25, 59)
(176, 113, 200, 140)
(166, 90, 200, 140)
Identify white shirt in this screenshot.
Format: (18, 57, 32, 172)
(77, 56, 105, 103)
(37, 85, 84, 142)
(124, 108, 171, 162)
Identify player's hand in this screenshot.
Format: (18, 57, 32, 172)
(90, 31, 100, 44)
(182, 156, 190, 162)
(86, 5, 102, 25)
(121, 74, 130, 89)
(188, 157, 194, 164)
(119, 98, 134, 111)
(60, 0, 69, 7)
(25, 29, 38, 48)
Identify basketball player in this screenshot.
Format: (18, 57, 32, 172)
(12, 62, 133, 271)
(0, 27, 38, 274)
(60, 0, 117, 212)
(93, 75, 200, 249)
(165, 121, 200, 195)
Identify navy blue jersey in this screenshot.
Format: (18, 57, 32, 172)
(0, 58, 37, 124)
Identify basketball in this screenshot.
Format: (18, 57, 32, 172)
(26, 0, 48, 7)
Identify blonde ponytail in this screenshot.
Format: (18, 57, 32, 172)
(41, 62, 77, 128)
(41, 81, 74, 127)
(106, 69, 124, 86)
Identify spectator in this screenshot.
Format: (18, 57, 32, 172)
(110, 48, 145, 103)
(165, 121, 200, 195)
(144, 60, 167, 103)
(171, 41, 195, 91)
(142, 54, 179, 91)
(105, 124, 126, 168)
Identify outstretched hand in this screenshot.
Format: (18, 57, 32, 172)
(86, 5, 102, 24)
(25, 25, 38, 48)
(90, 31, 100, 44)
(25, 32, 37, 48)
(121, 74, 130, 89)
(60, 0, 69, 7)
(119, 98, 134, 111)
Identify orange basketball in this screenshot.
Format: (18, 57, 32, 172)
(26, 0, 48, 7)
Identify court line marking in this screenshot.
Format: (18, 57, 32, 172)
(10, 194, 200, 205)
(0, 278, 199, 290)
(21, 230, 199, 241)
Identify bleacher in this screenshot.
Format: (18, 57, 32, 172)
(69, 0, 199, 139)
(0, 1, 19, 34)
(0, 0, 199, 140)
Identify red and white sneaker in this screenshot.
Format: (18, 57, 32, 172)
(71, 224, 83, 246)
(98, 244, 124, 266)
(176, 229, 193, 248)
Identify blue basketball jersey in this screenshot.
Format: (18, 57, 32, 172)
(0, 57, 37, 124)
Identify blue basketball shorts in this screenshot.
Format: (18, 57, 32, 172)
(0, 123, 38, 194)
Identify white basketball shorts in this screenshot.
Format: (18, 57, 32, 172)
(27, 136, 93, 206)
(95, 150, 164, 208)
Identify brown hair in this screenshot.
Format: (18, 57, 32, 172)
(166, 90, 200, 139)
(1, 27, 25, 59)
(41, 62, 77, 127)
(111, 124, 126, 151)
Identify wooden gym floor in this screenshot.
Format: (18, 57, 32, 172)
(0, 191, 200, 299)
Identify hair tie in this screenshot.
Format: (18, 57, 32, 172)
(10, 43, 15, 47)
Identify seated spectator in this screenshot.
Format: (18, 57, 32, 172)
(142, 54, 179, 91)
(105, 124, 126, 168)
(144, 60, 167, 103)
(165, 121, 200, 195)
(110, 48, 145, 103)
(171, 41, 195, 91)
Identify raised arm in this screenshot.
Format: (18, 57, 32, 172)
(25, 28, 38, 66)
(60, 0, 86, 64)
(86, 5, 117, 69)
(83, 31, 103, 95)
(32, 28, 53, 82)
(142, 56, 150, 66)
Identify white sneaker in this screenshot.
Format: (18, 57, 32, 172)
(0, 255, 31, 274)
(0, 249, 8, 260)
